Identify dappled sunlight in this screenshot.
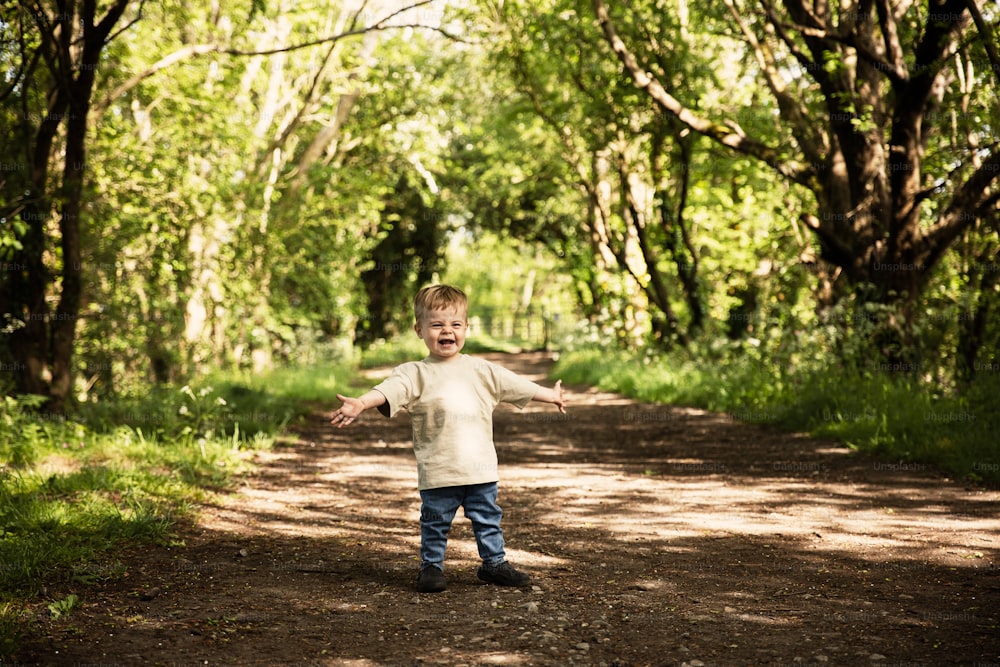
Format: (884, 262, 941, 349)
(36, 454, 85, 476)
(220, 371, 999, 590)
(296, 378, 995, 586)
(33, 355, 997, 666)
(504, 463, 999, 567)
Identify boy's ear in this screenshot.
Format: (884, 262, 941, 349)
(413, 321, 422, 336)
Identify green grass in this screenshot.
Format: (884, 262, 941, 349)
(553, 347, 1000, 487)
(206, 359, 360, 403)
(358, 336, 429, 368)
(0, 359, 357, 659)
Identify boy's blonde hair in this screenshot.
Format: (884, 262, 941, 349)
(414, 285, 468, 323)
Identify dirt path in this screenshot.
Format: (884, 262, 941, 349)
(21, 352, 1000, 666)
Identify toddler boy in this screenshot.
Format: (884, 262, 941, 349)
(330, 284, 566, 592)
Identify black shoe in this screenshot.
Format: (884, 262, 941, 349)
(417, 566, 447, 593)
(477, 561, 531, 587)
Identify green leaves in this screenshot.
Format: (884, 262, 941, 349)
(47, 594, 79, 620)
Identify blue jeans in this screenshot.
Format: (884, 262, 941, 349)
(419, 482, 506, 571)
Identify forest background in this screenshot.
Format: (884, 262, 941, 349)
(1, 0, 999, 652)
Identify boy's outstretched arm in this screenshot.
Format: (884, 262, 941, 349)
(532, 379, 567, 414)
(330, 389, 387, 428)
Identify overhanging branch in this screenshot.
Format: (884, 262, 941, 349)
(93, 0, 457, 116)
(922, 146, 1000, 264)
(591, 0, 815, 189)
(963, 0, 1000, 92)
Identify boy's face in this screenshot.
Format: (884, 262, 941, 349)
(414, 307, 468, 361)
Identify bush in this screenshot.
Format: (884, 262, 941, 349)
(0, 394, 65, 468)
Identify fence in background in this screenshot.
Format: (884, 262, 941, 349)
(468, 309, 573, 350)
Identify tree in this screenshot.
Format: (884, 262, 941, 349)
(475, 1, 701, 342)
(457, 0, 814, 345)
(1, 0, 140, 409)
(592, 0, 1000, 316)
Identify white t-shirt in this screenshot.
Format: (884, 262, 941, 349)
(373, 354, 541, 490)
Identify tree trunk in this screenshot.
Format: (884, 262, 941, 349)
(651, 127, 703, 335)
(619, 159, 685, 344)
(0, 1, 133, 411)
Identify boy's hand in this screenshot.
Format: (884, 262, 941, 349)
(533, 380, 567, 413)
(330, 394, 365, 428)
(551, 380, 567, 414)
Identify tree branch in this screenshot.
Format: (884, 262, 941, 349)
(921, 146, 1000, 264)
(104, 0, 148, 45)
(911, 0, 970, 88)
(724, 0, 827, 166)
(94, 0, 457, 117)
(800, 212, 859, 269)
(874, 0, 906, 76)
(219, 23, 462, 57)
(0, 8, 43, 103)
(962, 0, 1000, 87)
(757, 0, 820, 80)
(591, 0, 815, 189)
(94, 43, 222, 116)
(763, 0, 908, 84)
(976, 190, 1000, 219)
(218, 1, 456, 57)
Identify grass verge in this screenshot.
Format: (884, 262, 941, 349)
(0, 360, 354, 658)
